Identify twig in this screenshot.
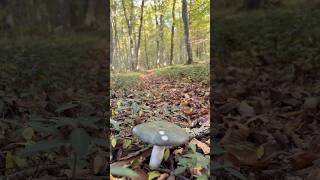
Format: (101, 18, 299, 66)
(189, 127, 210, 139)
(154, 168, 171, 174)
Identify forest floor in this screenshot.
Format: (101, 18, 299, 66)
(213, 7, 320, 180)
(110, 63, 210, 179)
(213, 56, 320, 180)
(0, 34, 109, 179)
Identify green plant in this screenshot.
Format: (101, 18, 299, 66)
(0, 100, 107, 179)
(174, 143, 210, 179)
(110, 166, 138, 177)
(155, 63, 209, 83)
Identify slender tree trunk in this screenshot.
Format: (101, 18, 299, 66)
(152, 4, 160, 68)
(144, 33, 150, 69)
(112, 18, 119, 69)
(178, 33, 183, 64)
(182, 0, 193, 64)
(169, 0, 176, 65)
(136, 0, 145, 70)
(84, 0, 96, 27)
(160, 12, 165, 66)
(122, 0, 135, 70)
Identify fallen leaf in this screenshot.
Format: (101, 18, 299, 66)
(163, 148, 170, 161)
(256, 145, 264, 159)
(22, 127, 34, 141)
(157, 173, 169, 180)
(306, 168, 320, 180)
(111, 137, 117, 148)
(130, 167, 148, 180)
(93, 154, 105, 174)
(148, 171, 161, 180)
(190, 138, 210, 154)
(238, 101, 255, 117)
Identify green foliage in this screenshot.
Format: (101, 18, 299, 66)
(110, 166, 138, 177)
(174, 143, 210, 178)
(155, 62, 209, 83)
(70, 128, 91, 158)
(214, 8, 320, 65)
(111, 72, 142, 89)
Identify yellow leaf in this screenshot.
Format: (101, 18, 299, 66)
(112, 109, 118, 117)
(256, 145, 264, 159)
(110, 174, 117, 180)
(22, 127, 34, 141)
(117, 101, 121, 107)
(13, 156, 28, 169)
(123, 139, 132, 149)
(182, 107, 193, 115)
(111, 137, 117, 148)
(163, 148, 170, 161)
(148, 171, 161, 180)
(5, 152, 14, 175)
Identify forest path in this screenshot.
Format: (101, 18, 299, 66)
(110, 67, 210, 177)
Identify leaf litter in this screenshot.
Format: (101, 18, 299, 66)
(213, 56, 320, 179)
(111, 70, 210, 179)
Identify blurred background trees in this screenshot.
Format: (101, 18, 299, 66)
(0, 0, 106, 36)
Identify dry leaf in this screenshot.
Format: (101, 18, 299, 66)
(306, 168, 320, 180)
(173, 148, 184, 156)
(93, 154, 105, 174)
(130, 167, 148, 180)
(238, 101, 255, 117)
(157, 173, 169, 180)
(190, 138, 210, 154)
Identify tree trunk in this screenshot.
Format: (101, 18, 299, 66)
(122, 0, 135, 70)
(84, 0, 96, 27)
(178, 34, 183, 64)
(144, 33, 150, 69)
(169, 0, 176, 65)
(182, 0, 193, 64)
(159, 4, 165, 66)
(136, 0, 145, 70)
(152, 4, 160, 68)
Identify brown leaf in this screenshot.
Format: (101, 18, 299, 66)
(306, 168, 320, 180)
(173, 148, 184, 156)
(130, 167, 148, 180)
(224, 142, 260, 166)
(166, 174, 175, 180)
(238, 101, 255, 117)
(190, 138, 210, 154)
(291, 151, 319, 170)
(156, 173, 169, 180)
(93, 153, 106, 174)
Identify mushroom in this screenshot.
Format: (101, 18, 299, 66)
(132, 121, 189, 169)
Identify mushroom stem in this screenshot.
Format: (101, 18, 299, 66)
(149, 145, 165, 169)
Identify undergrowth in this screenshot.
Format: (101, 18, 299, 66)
(111, 72, 142, 90)
(214, 7, 320, 65)
(155, 62, 209, 83)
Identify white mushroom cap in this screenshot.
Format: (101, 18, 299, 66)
(132, 121, 189, 146)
